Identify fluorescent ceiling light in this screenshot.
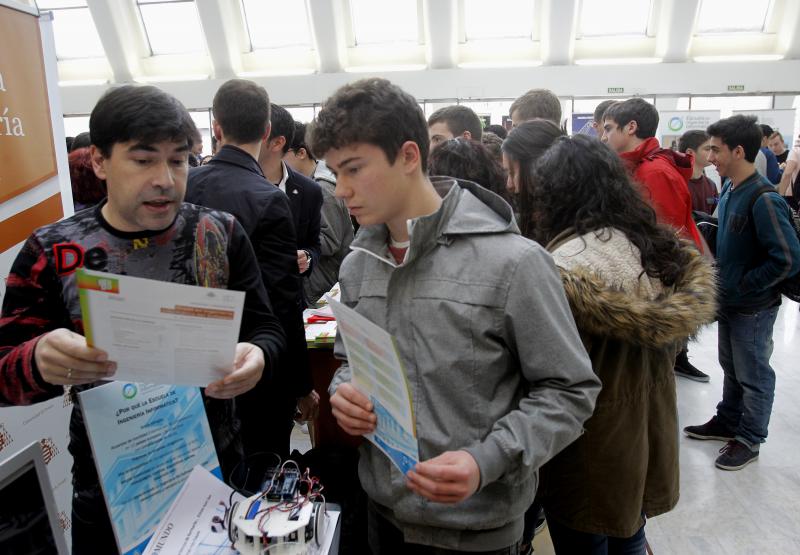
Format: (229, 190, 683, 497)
(344, 64, 427, 73)
(58, 78, 109, 87)
(458, 60, 543, 69)
(693, 54, 784, 62)
(574, 57, 662, 65)
(135, 74, 210, 83)
(237, 68, 316, 77)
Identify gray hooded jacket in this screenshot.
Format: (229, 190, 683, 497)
(329, 179, 600, 551)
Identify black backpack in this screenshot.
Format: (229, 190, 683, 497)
(749, 185, 800, 302)
(697, 185, 800, 301)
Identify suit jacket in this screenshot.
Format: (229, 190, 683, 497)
(186, 145, 311, 397)
(283, 163, 323, 277)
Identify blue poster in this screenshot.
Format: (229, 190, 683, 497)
(572, 113, 596, 136)
(80, 382, 220, 555)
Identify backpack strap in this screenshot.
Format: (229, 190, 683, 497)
(747, 184, 778, 217)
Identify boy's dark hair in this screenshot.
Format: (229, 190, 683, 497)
(593, 100, 617, 124)
(90, 86, 196, 157)
(268, 104, 295, 154)
(706, 115, 762, 163)
(759, 123, 774, 138)
(678, 130, 709, 153)
(288, 121, 315, 160)
(428, 138, 508, 201)
(481, 131, 504, 164)
(309, 78, 430, 165)
(484, 124, 507, 139)
(211, 79, 270, 144)
(71, 131, 92, 151)
(427, 105, 483, 141)
(603, 98, 659, 139)
(528, 134, 691, 287)
(509, 89, 562, 124)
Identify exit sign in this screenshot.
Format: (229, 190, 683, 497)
(727, 85, 745, 92)
(607, 87, 624, 94)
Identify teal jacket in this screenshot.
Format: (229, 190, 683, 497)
(717, 171, 800, 311)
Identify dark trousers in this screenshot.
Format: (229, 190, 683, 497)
(547, 518, 647, 555)
(71, 487, 118, 554)
(367, 502, 523, 555)
(237, 383, 295, 461)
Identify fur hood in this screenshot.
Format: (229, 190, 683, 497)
(550, 229, 717, 347)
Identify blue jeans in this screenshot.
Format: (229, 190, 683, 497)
(547, 517, 646, 555)
(715, 305, 779, 449)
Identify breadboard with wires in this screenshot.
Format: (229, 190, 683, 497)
(227, 460, 327, 555)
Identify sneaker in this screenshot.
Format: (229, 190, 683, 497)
(715, 440, 759, 470)
(684, 416, 736, 441)
(674, 361, 710, 382)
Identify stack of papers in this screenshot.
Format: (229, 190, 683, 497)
(303, 283, 340, 348)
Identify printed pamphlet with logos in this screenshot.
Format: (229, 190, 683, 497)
(79, 382, 220, 555)
(76, 268, 244, 386)
(326, 297, 419, 474)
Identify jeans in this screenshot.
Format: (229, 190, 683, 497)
(715, 305, 780, 449)
(367, 502, 523, 555)
(547, 517, 647, 555)
(71, 487, 118, 554)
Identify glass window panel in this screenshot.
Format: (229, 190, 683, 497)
(464, 0, 535, 40)
(39, 0, 86, 8)
(50, 7, 105, 59)
(579, 0, 652, 37)
(696, 0, 770, 33)
(63, 115, 91, 138)
(350, 0, 418, 45)
(138, 1, 205, 55)
(285, 106, 316, 124)
(241, 0, 311, 50)
(689, 95, 773, 117)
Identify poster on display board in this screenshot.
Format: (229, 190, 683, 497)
(657, 111, 721, 152)
(732, 109, 797, 147)
(1, 3, 75, 550)
(572, 113, 596, 136)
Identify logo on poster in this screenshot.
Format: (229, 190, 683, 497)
(668, 117, 684, 132)
(0, 424, 13, 453)
(122, 383, 138, 399)
(39, 437, 60, 464)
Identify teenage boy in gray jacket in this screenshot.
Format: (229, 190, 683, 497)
(309, 78, 600, 554)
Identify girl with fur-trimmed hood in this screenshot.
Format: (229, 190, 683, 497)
(516, 132, 717, 553)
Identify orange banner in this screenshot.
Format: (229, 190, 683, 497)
(0, 193, 63, 252)
(0, 6, 58, 204)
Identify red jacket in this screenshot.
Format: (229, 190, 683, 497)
(621, 137, 703, 250)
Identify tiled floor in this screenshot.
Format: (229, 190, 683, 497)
(295, 300, 800, 555)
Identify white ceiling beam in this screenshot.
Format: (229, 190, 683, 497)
(541, 0, 577, 65)
(423, 0, 457, 69)
(777, 0, 800, 59)
(86, 0, 144, 82)
(307, 0, 345, 73)
(655, 0, 700, 62)
(195, 0, 242, 79)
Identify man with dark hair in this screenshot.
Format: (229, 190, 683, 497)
(427, 105, 483, 150)
(186, 80, 317, 460)
(685, 114, 800, 471)
(284, 121, 354, 303)
(484, 123, 507, 139)
(509, 88, 562, 126)
(602, 97, 703, 249)
(309, 77, 600, 554)
(757, 123, 782, 184)
(591, 99, 617, 136)
(678, 129, 719, 214)
(258, 104, 323, 287)
(0, 84, 286, 554)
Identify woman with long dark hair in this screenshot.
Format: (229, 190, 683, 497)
(523, 135, 717, 553)
(501, 119, 565, 237)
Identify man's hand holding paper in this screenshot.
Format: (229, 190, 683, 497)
(204, 341, 264, 399)
(330, 382, 377, 435)
(34, 328, 116, 385)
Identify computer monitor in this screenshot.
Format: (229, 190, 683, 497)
(0, 441, 69, 554)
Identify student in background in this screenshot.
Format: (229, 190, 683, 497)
(523, 135, 716, 554)
(678, 130, 719, 215)
(427, 104, 483, 150)
(428, 137, 509, 202)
